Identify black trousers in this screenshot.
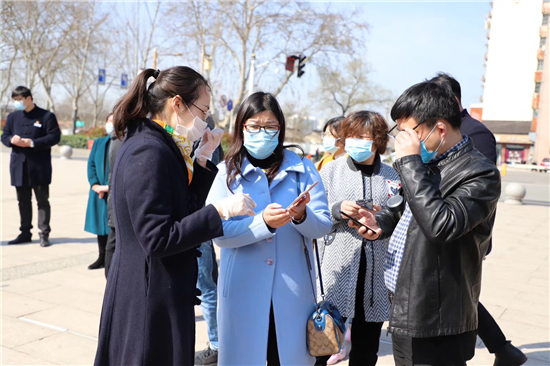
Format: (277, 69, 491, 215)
(316, 244, 384, 366)
(478, 302, 507, 353)
(97, 235, 108, 254)
(16, 185, 51, 237)
(104, 227, 116, 279)
(267, 302, 280, 365)
(392, 330, 477, 366)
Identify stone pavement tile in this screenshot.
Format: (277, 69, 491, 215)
(528, 277, 549, 288)
(26, 268, 106, 295)
(1, 315, 60, 348)
(1, 291, 54, 318)
(1, 277, 58, 295)
(479, 285, 521, 302)
(14, 332, 96, 365)
(24, 306, 100, 339)
(517, 290, 550, 305)
(485, 278, 549, 295)
(492, 318, 550, 343)
(500, 308, 550, 329)
(0, 254, 35, 269)
(484, 298, 549, 318)
(1, 346, 57, 365)
(26, 285, 104, 315)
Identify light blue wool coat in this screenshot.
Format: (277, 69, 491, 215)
(206, 150, 332, 366)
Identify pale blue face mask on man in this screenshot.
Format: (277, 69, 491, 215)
(243, 130, 280, 160)
(14, 100, 26, 111)
(420, 124, 444, 163)
(345, 138, 375, 163)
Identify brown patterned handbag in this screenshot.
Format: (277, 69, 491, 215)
(302, 238, 346, 357)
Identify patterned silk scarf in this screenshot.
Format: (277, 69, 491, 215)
(153, 119, 193, 184)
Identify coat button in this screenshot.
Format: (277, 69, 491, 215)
(195, 297, 202, 306)
(195, 288, 202, 296)
(266, 237, 273, 243)
(266, 258, 274, 265)
(195, 249, 202, 258)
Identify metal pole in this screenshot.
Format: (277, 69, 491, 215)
(153, 48, 157, 69)
(248, 53, 256, 97)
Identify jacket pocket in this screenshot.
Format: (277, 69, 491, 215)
(144, 257, 151, 297)
(222, 254, 235, 298)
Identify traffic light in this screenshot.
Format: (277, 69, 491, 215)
(286, 56, 298, 72)
(297, 55, 306, 78)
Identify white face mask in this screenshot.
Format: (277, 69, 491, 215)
(174, 102, 208, 142)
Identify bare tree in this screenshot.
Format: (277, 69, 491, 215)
(4, 1, 78, 112)
(316, 59, 393, 116)
(60, 3, 109, 133)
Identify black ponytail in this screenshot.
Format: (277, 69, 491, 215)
(113, 68, 156, 139)
(113, 66, 209, 139)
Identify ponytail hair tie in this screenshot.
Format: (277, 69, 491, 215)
(153, 69, 160, 79)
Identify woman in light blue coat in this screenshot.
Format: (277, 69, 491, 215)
(206, 92, 332, 366)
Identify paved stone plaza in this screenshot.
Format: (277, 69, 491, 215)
(1, 149, 549, 365)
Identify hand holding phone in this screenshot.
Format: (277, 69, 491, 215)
(286, 181, 319, 210)
(339, 210, 381, 240)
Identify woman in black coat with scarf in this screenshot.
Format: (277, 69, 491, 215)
(94, 67, 256, 366)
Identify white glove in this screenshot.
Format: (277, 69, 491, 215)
(214, 193, 257, 220)
(195, 128, 224, 161)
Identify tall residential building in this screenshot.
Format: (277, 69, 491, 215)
(481, 0, 547, 164)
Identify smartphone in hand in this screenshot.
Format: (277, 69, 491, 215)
(286, 181, 319, 210)
(339, 210, 378, 233)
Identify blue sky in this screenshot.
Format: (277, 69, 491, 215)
(341, 1, 491, 113)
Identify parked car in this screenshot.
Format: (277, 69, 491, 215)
(540, 158, 550, 173)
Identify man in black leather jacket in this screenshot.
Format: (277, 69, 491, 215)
(430, 73, 527, 366)
(351, 81, 501, 365)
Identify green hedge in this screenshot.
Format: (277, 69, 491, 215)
(59, 135, 90, 149)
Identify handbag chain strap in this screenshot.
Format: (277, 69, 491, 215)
(296, 172, 325, 308)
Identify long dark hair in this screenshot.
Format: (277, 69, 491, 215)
(225, 92, 300, 192)
(112, 67, 209, 139)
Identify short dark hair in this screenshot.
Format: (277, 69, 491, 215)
(429, 72, 461, 103)
(340, 111, 389, 154)
(12, 86, 33, 100)
(105, 113, 113, 122)
(390, 81, 462, 129)
(322, 116, 345, 137)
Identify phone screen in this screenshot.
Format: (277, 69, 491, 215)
(339, 210, 378, 233)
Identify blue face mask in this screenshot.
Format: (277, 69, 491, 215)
(345, 138, 374, 163)
(105, 122, 114, 135)
(243, 130, 280, 160)
(323, 136, 339, 154)
(14, 100, 25, 111)
(420, 125, 444, 163)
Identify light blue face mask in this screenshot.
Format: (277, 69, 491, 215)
(243, 130, 280, 160)
(14, 100, 25, 111)
(105, 122, 114, 135)
(323, 136, 339, 154)
(345, 138, 375, 163)
(420, 124, 444, 163)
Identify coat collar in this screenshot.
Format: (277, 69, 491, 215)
(234, 150, 306, 187)
(345, 154, 382, 175)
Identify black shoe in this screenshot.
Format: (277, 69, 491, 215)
(8, 234, 32, 245)
(88, 254, 105, 270)
(494, 342, 527, 366)
(40, 236, 51, 247)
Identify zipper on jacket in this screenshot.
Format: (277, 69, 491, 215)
(370, 241, 375, 307)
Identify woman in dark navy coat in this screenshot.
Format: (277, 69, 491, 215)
(94, 67, 256, 366)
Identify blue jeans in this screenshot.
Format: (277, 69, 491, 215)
(197, 241, 219, 350)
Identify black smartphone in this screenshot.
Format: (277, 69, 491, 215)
(339, 210, 378, 233)
(356, 199, 374, 211)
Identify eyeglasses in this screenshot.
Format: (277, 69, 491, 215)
(243, 124, 280, 135)
(387, 122, 421, 138)
(191, 102, 208, 119)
